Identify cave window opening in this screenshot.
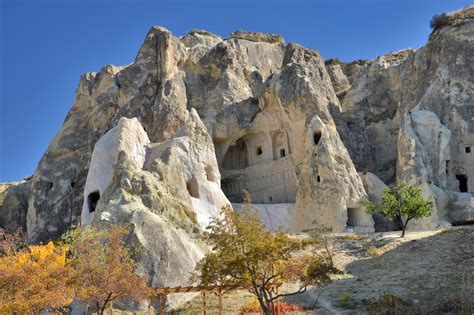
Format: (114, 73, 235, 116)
(466, 147, 472, 153)
(87, 191, 100, 213)
(446, 160, 450, 176)
(256, 146, 263, 156)
(317, 175, 321, 183)
(186, 179, 199, 198)
(71, 181, 76, 188)
(269, 196, 273, 202)
(280, 148, 286, 158)
(456, 174, 468, 193)
(313, 131, 322, 146)
(346, 207, 360, 227)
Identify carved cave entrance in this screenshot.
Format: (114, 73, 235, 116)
(219, 131, 296, 204)
(346, 207, 364, 227)
(87, 191, 100, 213)
(456, 174, 468, 193)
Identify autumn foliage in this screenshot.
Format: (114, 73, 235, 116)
(0, 238, 73, 313)
(194, 191, 341, 315)
(240, 298, 304, 313)
(0, 225, 147, 314)
(65, 225, 148, 314)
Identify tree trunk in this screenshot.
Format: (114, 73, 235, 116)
(100, 293, 113, 315)
(218, 291, 223, 315)
(401, 218, 412, 238)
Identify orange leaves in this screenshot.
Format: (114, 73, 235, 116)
(0, 225, 148, 314)
(65, 225, 148, 314)
(0, 240, 74, 313)
(240, 298, 304, 313)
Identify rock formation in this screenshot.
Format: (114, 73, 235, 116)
(1, 6, 473, 309)
(82, 112, 228, 309)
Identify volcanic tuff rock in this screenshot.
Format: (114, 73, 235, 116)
(83, 112, 228, 309)
(0, 6, 473, 309)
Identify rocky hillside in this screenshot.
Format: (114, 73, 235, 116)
(0, 6, 473, 310)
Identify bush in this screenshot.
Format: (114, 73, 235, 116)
(430, 6, 474, 31)
(430, 13, 449, 30)
(339, 294, 352, 303)
(240, 298, 303, 313)
(367, 247, 384, 258)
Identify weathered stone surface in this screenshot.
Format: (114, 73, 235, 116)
(82, 112, 229, 309)
(0, 179, 31, 232)
(230, 31, 285, 44)
(0, 8, 472, 309)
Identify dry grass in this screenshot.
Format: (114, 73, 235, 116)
(366, 246, 384, 258)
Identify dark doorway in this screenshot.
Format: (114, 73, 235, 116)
(346, 208, 359, 227)
(87, 191, 100, 213)
(280, 148, 286, 158)
(313, 131, 322, 146)
(456, 174, 468, 192)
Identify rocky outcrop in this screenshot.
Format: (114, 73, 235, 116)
(0, 7, 472, 307)
(85, 111, 229, 309)
(0, 179, 31, 232)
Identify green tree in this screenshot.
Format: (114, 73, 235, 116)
(194, 191, 339, 315)
(363, 181, 434, 237)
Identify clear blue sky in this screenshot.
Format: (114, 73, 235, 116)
(0, 0, 471, 182)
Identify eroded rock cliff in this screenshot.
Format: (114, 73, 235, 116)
(1, 6, 473, 309)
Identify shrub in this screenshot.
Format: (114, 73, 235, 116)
(339, 294, 352, 303)
(367, 246, 384, 257)
(240, 298, 303, 313)
(430, 6, 474, 31)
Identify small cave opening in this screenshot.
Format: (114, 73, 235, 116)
(446, 160, 450, 176)
(280, 148, 286, 158)
(313, 131, 322, 146)
(186, 178, 200, 198)
(256, 146, 263, 156)
(456, 174, 468, 193)
(452, 220, 474, 226)
(87, 191, 100, 213)
(317, 175, 321, 183)
(466, 147, 471, 153)
(71, 181, 76, 188)
(346, 207, 361, 227)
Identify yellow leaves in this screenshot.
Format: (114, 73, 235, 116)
(0, 240, 74, 313)
(0, 225, 148, 313)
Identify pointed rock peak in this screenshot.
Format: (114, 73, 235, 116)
(134, 26, 175, 64)
(283, 42, 322, 65)
(230, 30, 285, 44)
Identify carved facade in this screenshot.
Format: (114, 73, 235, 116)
(219, 129, 297, 204)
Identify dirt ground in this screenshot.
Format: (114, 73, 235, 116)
(174, 227, 474, 314)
